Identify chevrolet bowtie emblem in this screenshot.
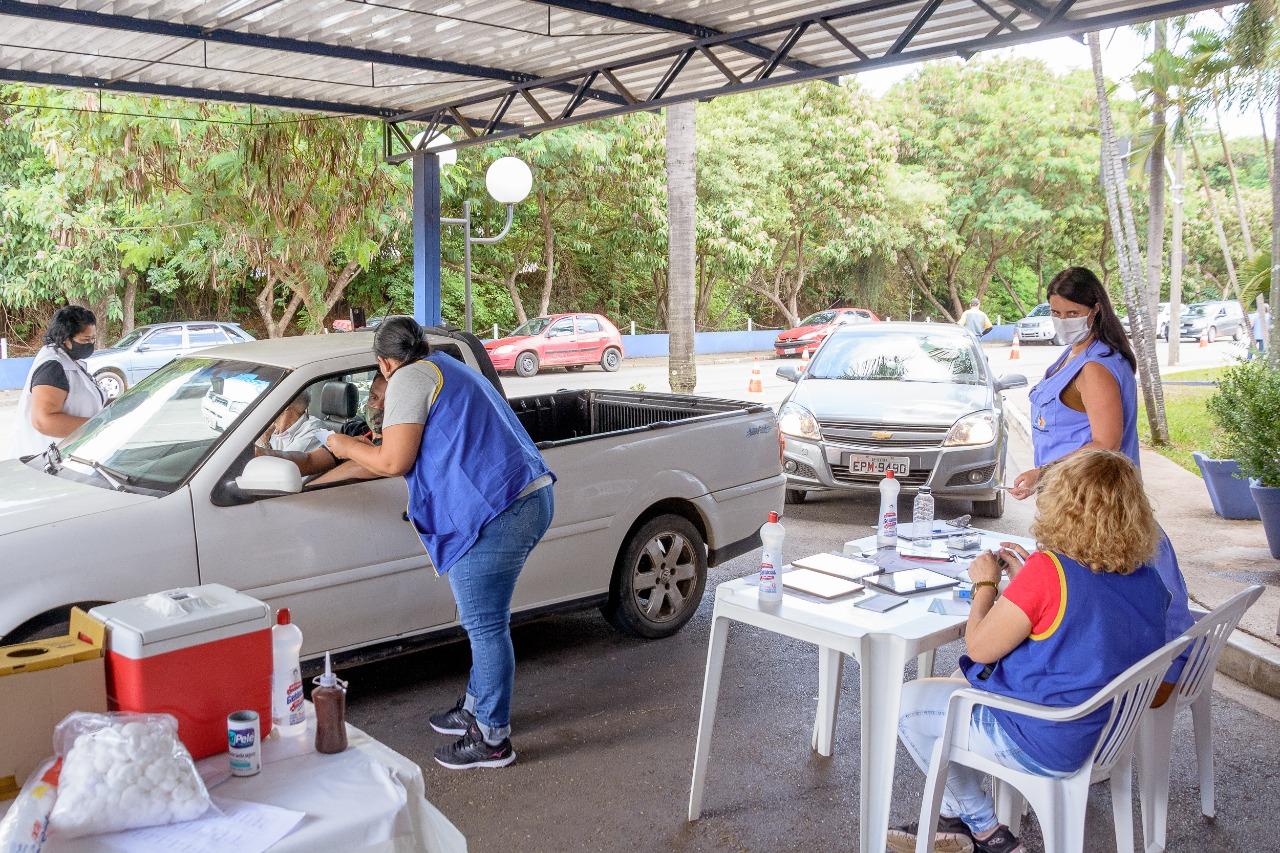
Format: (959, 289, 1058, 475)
(871, 430, 893, 440)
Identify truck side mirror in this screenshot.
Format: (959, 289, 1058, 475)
(235, 456, 302, 496)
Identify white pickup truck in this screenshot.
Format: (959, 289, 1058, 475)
(0, 330, 784, 662)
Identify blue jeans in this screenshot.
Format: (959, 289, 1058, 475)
(898, 678, 1069, 834)
(448, 484, 553, 744)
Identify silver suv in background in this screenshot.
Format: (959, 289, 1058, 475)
(1015, 303, 1058, 344)
(1179, 301, 1247, 343)
(775, 323, 1026, 518)
(86, 322, 255, 399)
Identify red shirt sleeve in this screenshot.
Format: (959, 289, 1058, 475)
(1001, 551, 1064, 637)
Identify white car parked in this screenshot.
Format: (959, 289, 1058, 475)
(1015, 303, 1058, 344)
(0, 331, 784, 660)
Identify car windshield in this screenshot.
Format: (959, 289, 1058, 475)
(513, 317, 552, 336)
(799, 311, 836, 326)
(1185, 305, 1214, 318)
(1028, 304, 1050, 317)
(808, 332, 984, 385)
(112, 328, 149, 349)
(58, 357, 284, 491)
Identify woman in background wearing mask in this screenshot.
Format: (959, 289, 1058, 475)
(1007, 266, 1191, 705)
(7, 305, 105, 460)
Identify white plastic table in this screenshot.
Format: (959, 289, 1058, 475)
(687, 529, 1032, 853)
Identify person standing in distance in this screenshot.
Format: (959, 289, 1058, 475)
(959, 298, 992, 338)
(325, 316, 555, 769)
(7, 306, 106, 460)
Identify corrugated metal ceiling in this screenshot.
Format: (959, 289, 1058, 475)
(0, 0, 1224, 131)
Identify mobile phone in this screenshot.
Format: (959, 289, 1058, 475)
(854, 594, 908, 613)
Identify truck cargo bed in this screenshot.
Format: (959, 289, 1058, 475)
(509, 390, 762, 448)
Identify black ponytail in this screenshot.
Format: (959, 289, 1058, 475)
(373, 315, 431, 364)
(1047, 267, 1136, 372)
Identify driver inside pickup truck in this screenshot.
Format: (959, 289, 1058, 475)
(256, 389, 325, 454)
(259, 373, 387, 482)
(325, 315, 555, 771)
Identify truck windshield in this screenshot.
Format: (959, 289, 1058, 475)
(58, 358, 285, 491)
(513, 317, 553, 336)
(808, 332, 983, 385)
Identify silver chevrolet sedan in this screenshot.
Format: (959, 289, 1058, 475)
(775, 323, 1026, 518)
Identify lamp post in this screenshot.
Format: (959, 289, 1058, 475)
(414, 133, 532, 334)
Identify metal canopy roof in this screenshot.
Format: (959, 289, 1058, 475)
(0, 0, 1223, 150)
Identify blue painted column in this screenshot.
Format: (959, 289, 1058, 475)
(412, 150, 442, 326)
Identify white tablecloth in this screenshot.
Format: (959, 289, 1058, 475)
(3, 713, 466, 853)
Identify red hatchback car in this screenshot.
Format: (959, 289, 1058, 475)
(485, 313, 625, 377)
(774, 308, 879, 358)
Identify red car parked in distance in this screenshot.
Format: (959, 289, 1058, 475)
(485, 313, 625, 377)
(773, 308, 879, 358)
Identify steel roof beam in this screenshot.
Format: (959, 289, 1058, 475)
(0, 66, 399, 117)
(526, 0, 824, 75)
(887, 0, 944, 55)
(385, 0, 1226, 159)
(0, 0, 627, 106)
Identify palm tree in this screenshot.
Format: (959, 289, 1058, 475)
(1145, 21, 1169, 336)
(1091, 32, 1170, 443)
(666, 101, 697, 393)
(1225, 0, 1279, 362)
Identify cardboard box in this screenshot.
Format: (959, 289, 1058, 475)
(0, 609, 107, 799)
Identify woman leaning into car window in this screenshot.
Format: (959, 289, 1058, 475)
(324, 316, 555, 771)
(7, 306, 106, 460)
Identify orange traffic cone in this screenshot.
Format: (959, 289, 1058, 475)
(747, 359, 764, 394)
(1199, 330, 1208, 348)
(800, 347, 811, 372)
(1010, 331, 1021, 360)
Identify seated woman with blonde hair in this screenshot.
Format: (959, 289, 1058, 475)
(888, 450, 1170, 853)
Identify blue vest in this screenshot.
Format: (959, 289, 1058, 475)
(404, 353, 554, 575)
(1028, 339, 1139, 468)
(961, 553, 1168, 772)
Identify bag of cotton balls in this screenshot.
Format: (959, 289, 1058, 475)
(47, 713, 213, 839)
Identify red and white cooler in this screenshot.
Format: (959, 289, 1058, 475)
(90, 584, 273, 759)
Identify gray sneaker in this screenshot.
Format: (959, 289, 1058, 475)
(429, 696, 475, 736)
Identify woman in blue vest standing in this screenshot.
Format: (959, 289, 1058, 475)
(326, 316, 555, 770)
(1007, 266, 1190, 703)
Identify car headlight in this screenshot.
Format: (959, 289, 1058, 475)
(799, 331, 822, 341)
(228, 401, 246, 414)
(778, 402, 821, 440)
(495, 345, 515, 355)
(944, 411, 997, 447)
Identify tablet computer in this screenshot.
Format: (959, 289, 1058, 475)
(862, 567, 959, 596)
(781, 569, 863, 600)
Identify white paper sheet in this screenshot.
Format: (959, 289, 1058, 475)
(88, 798, 304, 853)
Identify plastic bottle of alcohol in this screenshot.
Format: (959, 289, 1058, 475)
(758, 511, 785, 604)
(912, 486, 935, 538)
(271, 608, 306, 737)
(877, 470, 900, 547)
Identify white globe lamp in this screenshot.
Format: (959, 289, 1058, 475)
(485, 156, 532, 205)
(410, 130, 457, 168)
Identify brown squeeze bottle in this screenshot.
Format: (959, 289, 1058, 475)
(312, 651, 348, 754)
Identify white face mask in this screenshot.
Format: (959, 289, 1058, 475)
(1052, 314, 1092, 345)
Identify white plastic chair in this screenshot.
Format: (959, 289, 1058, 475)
(913, 633, 1193, 853)
(1133, 585, 1264, 852)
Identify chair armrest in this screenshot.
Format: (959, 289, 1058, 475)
(947, 687, 1112, 725)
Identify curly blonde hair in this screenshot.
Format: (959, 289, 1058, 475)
(1030, 450, 1158, 575)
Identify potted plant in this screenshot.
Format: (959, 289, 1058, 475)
(1208, 361, 1280, 558)
(1193, 437, 1260, 520)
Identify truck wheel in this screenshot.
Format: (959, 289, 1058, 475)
(95, 369, 126, 400)
(600, 347, 622, 372)
(604, 514, 707, 639)
(785, 488, 807, 505)
(973, 490, 1005, 519)
(514, 351, 540, 377)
